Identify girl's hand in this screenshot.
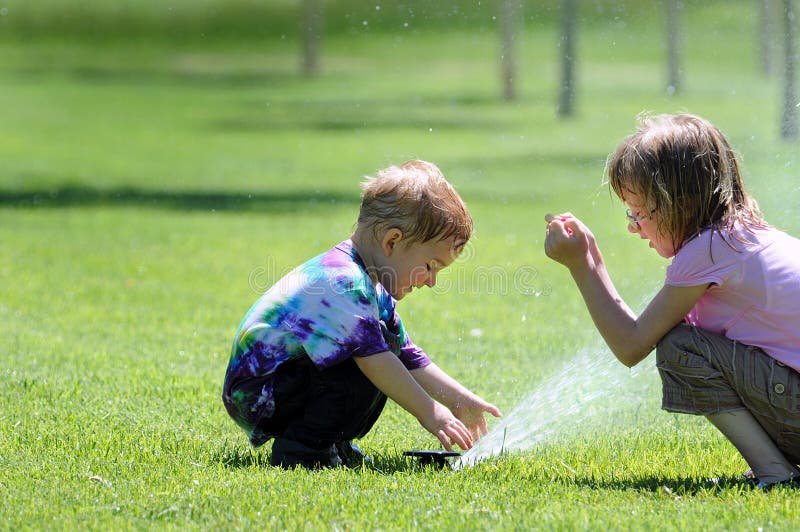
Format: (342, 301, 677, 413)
(544, 212, 599, 271)
(451, 394, 503, 441)
(419, 402, 474, 451)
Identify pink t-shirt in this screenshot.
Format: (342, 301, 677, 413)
(666, 223, 800, 372)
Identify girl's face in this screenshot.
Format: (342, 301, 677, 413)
(622, 190, 677, 258)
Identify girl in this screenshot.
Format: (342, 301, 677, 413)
(544, 113, 800, 489)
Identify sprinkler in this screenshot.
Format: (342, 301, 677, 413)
(404, 450, 461, 468)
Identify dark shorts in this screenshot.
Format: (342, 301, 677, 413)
(237, 356, 387, 449)
(656, 324, 800, 463)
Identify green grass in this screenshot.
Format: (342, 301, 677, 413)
(2, 1, 800, 529)
(0, 0, 655, 42)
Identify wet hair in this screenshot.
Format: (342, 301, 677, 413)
(357, 160, 473, 251)
(606, 113, 765, 252)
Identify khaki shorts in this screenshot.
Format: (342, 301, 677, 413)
(656, 324, 800, 464)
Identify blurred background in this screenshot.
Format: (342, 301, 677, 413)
(0, 0, 796, 202)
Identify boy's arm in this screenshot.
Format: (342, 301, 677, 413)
(411, 362, 502, 440)
(354, 351, 473, 451)
(545, 213, 707, 367)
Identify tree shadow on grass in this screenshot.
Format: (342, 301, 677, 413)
(212, 92, 549, 133)
(211, 115, 511, 132)
(0, 185, 357, 212)
(13, 65, 303, 88)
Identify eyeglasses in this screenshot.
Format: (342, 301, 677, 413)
(625, 208, 656, 229)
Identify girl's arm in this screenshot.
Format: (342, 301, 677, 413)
(411, 362, 502, 439)
(354, 351, 473, 450)
(545, 213, 708, 367)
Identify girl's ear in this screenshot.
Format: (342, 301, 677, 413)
(381, 228, 403, 256)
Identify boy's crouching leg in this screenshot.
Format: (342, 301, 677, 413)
(335, 441, 369, 468)
(270, 438, 341, 469)
(270, 357, 386, 469)
(655, 324, 744, 415)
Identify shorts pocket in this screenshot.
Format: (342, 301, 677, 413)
(768, 363, 800, 414)
(657, 349, 723, 382)
(736, 345, 772, 397)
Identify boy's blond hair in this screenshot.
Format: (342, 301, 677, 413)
(358, 160, 472, 250)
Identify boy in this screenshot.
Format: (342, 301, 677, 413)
(222, 160, 501, 468)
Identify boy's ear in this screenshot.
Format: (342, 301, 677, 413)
(381, 228, 403, 256)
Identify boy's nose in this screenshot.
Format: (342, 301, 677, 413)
(425, 271, 437, 288)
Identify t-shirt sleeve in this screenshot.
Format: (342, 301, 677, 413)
(390, 310, 432, 370)
(666, 232, 741, 288)
(398, 331, 432, 370)
(295, 272, 391, 369)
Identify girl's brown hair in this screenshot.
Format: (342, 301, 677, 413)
(358, 160, 473, 251)
(606, 113, 765, 252)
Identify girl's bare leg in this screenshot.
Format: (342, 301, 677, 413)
(707, 409, 800, 485)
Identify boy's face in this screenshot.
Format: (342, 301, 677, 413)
(378, 233, 460, 300)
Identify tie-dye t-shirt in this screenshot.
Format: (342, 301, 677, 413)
(222, 240, 430, 445)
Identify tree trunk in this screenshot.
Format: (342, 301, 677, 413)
(759, 0, 775, 76)
(302, 0, 322, 77)
(557, 0, 576, 117)
(781, 0, 798, 139)
(665, 0, 682, 95)
(500, 0, 519, 101)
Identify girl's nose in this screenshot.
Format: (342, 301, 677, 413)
(627, 222, 640, 234)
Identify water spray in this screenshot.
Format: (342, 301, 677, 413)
(454, 341, 659, 469)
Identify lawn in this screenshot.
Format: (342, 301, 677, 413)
(2, 1, 800, 529)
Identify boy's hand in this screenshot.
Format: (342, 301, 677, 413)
(419, 402, 474, 451)
(354, 352, 476, 451)
(451, 395, 503, 441)
(409, 362, 503, 443)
